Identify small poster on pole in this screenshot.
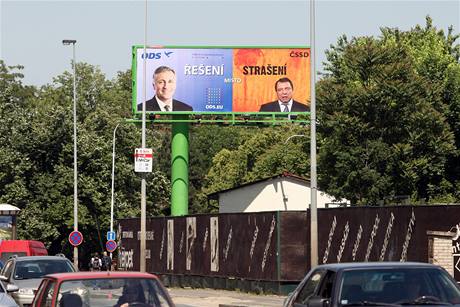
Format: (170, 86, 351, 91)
(134, 148, 153, 172)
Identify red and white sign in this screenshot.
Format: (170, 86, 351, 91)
(134, 148, 153, 172)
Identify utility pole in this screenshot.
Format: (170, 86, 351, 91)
(62, 39, 79, 269)
(309, 0, 318, 267)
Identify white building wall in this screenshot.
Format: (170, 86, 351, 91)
(219, 177, 341, 213)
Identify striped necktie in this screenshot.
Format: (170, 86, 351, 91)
(164, 105, 170, 112)
(282, 104, 289, 112)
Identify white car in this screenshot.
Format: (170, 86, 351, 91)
(0, 255, 75, 307)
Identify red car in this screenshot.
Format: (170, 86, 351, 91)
(31, 271, 175, 307)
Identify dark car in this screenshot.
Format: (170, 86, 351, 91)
(31, 271, 175, 307)
(0, 255, 75, 307)
(283, 262, 460, 307)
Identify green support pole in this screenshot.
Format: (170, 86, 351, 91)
(171, 119, 189, 216)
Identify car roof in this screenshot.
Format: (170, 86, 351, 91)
(10, 256, 70, 262)
(45, 271, 160, 281)
(313, 262, 440, 271)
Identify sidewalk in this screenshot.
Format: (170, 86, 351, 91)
(168, 287, 286, 307)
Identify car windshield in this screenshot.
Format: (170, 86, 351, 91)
(57, 277, 173, 307)
(14, 260, 74, 280)
(339, 268, 460, 306)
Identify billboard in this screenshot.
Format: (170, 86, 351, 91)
(0, 216, 13, 240)
(132, 46, 310, 115)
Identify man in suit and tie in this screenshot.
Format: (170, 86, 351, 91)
(259, 77, 309, 112)
(138, 66, 193, 112)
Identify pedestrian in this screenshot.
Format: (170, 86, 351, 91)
(101, 251, 112, 271)
(90, 253, 102, 271)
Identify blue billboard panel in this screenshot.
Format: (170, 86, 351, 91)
(135, 48, 233, 113)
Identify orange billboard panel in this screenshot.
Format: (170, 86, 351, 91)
(232, 48, 310, 112)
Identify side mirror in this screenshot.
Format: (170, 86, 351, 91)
(6, 284, 19, 292)
(309, 297, 330, 307)
(0, 275, 8, 282)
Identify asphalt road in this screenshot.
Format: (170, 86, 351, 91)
(167, 287, 286, 307)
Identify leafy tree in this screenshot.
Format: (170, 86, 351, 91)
(0, 61, 36, 209)
(317, 17, 458, 205)
(200, 125, 310, 212)
(0, 62, 170, 263)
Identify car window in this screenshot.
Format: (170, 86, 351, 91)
(14, 259, 74, 280)
(57, 277, 173, 307)
(2, 261, 13, 279)
(294, 269, 327, 305)
(148, 278, 173, 306)
(39, 280, 56, 307)
(318, 270, 336, 299)
(339, 267, 460, 305)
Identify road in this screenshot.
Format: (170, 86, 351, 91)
(168, 287, 286, 307)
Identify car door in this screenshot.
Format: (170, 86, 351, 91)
(32, 278, 57, 307)
(0, 260, 14, 287)
(293, 269, 336, 307)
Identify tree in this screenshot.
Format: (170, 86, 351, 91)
(0, 62, 170, 260)
(200, 126, 310, 212)
(317, 17, 458, 204)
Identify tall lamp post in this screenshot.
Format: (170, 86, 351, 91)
(62, 39, 78, 269)
(310, 0, 318, 268)
(140, 0, 148, 272)
(110, 123, 121, 257)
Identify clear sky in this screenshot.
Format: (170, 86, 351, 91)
(1, 0, 459, 86)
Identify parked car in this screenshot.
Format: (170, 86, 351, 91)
(31, 271, 175, 307)
(0, 277, 18, 307)
(283, 262, 460, 307)
(0, 241, 47, 262)
(0, 255, 75, 307)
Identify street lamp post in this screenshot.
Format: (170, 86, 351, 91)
(140, 0, 148, 272)
(62, 39, 78, 269)
(110, 123, 121, 257)
(310, 0, 318, 268)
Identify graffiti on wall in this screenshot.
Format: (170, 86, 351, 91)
(380, 212, 395, 261)
(118, 206, 460, 283)
(452, 223, 460, 280)
(352, 225, 363, 261)
(210, 217, 219, 272)
(249, 223, 259, 272)
(167, 220, 174, 271)
(400, 209, 416, 261)
(119, 249, 134, 269)
(323, 216, 337, 264)
(336, 222, 350, 263)
(186, 217, 196, 271)
(261, 216, 276, 272)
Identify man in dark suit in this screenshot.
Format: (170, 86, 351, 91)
(259, 77, 309, 112)
(138, 66, 193, 112)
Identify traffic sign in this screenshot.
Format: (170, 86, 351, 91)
(69, 231, 83, 247)
(106, 240, 117, 253)
(134, 148, 153, 172)
(107, 231, 116, 241)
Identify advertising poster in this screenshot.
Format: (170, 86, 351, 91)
(132, 46, 310, 114)
(0, 216, 12, 240)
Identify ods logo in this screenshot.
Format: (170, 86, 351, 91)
(141, 51, 174, 59)
(141, 52, 161, 59)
